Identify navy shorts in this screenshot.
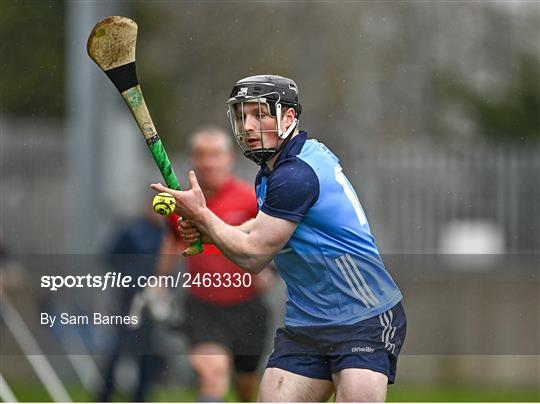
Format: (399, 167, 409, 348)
(266, 301, 406, 383)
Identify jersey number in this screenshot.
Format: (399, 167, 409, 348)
(334, 165, 367, 226)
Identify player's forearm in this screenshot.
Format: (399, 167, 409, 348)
(199, 232, 214, 244)
(194, 210, 272, 273)
(189, 217, 251, 245)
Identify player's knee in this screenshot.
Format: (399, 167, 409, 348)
(196, 365, 230, 398)
(191, 355, 229, 383)
(196, 361, 228, 380)
(236, 372, 258, 401)
(258, 369, 289, 401)
(337, 389, 386, 403)
(334, 369, 387, 402)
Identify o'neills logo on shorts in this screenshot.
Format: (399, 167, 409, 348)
(351, 346, 374, 353)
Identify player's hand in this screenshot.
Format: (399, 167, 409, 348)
(177, 217, 200, 243)
(254, 266, 275, 293)
(178, 217, 214, 244)
(151, 170, 207, 221)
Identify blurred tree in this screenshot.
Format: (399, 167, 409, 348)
(432, 54, 540, 142)
(126, 1, 539, 153)
(0, 0, 65, 117)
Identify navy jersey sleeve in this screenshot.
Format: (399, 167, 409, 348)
(261, 158, 320, 222)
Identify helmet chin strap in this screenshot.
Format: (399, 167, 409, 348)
(262, 102, 299, 165)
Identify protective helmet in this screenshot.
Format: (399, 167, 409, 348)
(226, 75, 302, 165)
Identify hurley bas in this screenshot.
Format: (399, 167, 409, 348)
(41, 312, 138, 327)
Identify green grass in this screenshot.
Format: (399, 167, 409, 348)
(387, 384, 540, 402)
(4, 383, 539, 402)
(4, 385, 237, 402)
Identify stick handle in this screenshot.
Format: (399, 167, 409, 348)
(120, 85, 203, 256)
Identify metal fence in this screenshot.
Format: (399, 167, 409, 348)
(1, 119, 539, 254)
(345, 139, 540, 254)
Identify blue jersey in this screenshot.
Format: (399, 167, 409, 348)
(255, 131, 402, 327)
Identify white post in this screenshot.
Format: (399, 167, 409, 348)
(0, 295, 71, 402)
(0, 374, 18, 402)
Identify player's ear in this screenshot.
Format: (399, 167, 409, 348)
(283, 107, 295, 128)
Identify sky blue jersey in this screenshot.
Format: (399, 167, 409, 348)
(255, 131, 402, 327)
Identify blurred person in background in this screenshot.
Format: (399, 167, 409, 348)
(97, 204, 167, 402)
(153, 75, 406, 402)
(0, 229, 21, 293)
(156, 126, 273, 402)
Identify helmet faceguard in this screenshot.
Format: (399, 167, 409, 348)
(226, 75, 301, 165)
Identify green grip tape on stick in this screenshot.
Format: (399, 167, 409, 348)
(148, 139, 203, 256)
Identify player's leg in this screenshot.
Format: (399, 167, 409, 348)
(332, 368, 388, 402)
(258, 367, 334, 402)
(183, 295, 235, 401)
(261, 325, 338, 401)
(231, 297, 269, 401)
(235, 369, 259, 402)
(96, 324, 125, 401)
(330, 301, 407, 402)
(233, 354, 263, 401)
(189, 342, 232, 401)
